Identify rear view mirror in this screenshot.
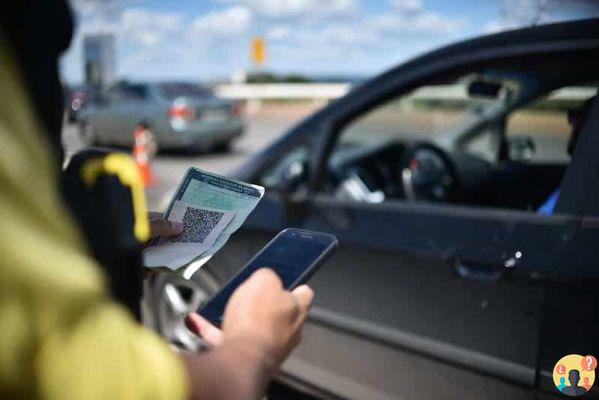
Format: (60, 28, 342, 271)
(468, 80, 503, 99)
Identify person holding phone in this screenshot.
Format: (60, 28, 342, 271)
(0, 2, 313, 399)
(183, 269, 314, 399)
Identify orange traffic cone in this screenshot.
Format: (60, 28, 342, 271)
(133, 124, 155, 187)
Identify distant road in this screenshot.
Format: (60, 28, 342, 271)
(61, 104, 319, 211)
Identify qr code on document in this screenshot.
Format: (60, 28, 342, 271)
(174, 207, 225, 243)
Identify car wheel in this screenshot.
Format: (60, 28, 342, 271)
(79, 121, 97, 147)
(143, 267, 220, 351)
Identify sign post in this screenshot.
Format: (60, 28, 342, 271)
(251, 37, 266, 67)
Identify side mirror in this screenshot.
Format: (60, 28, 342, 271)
(468, 80, 503, 99)
(508, 135, 536, 162)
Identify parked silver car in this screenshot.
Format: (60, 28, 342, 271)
(78, 81, 244, 152)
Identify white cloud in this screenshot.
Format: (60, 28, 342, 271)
(120, 8, 183, 47)
(191, 6, 253, 36)
(372, 1, 466, 36)
(267, 26, 291, 40)
(389, 0, 423, 14)
(221, 0, 358, 19)
(483, 0, 599, 34)
(61, 0, 469, 83)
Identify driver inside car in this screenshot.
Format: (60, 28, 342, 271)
(538, 95, 596, 214)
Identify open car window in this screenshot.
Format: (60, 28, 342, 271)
(322, 72, 597, 213)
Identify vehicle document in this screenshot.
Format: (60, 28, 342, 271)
(143, 168, 264, 277)
(143, 201, 236, 270)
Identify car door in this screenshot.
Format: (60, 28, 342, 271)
(239, 92, 557, 399)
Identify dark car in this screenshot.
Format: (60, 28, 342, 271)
(151, 19, 599, 399)
(78, 81, 244, 152)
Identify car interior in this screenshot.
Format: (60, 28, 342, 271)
(262, 62, 599, 214)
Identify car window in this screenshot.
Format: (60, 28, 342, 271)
(326, 74, 514, 204)
(107, 83, 148, 101)
(321, 74, 598, 213)
(505, 86, 597, 163)
(159, 83, 213, 100)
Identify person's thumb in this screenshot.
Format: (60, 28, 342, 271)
(150, 219, 183, 239)
(291, 285, 314, 315)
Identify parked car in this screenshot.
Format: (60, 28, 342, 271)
(78, 81, 244, 152)
(149, 19, 599, 399)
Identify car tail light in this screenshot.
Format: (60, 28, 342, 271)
(230, 102, 242, 117)
(168, 104, 195, 119)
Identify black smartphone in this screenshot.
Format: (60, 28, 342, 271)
(198, 228, 338, 326)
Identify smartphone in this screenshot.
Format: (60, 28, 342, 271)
(198, 228, 338, 326)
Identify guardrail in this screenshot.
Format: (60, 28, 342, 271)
(215, 83, 352, 101)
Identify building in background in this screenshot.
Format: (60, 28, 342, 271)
(83, 34, 116, 89)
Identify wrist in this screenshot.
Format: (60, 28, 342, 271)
(225, 338, 278, 377)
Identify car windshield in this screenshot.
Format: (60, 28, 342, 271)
(159, 83, 213, 100)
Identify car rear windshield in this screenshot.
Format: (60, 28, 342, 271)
(160, 83, 213, 99)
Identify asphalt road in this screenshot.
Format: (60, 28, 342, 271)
(62, 104, 319, 211)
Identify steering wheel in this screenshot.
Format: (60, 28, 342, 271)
(400, 143, 462, 203)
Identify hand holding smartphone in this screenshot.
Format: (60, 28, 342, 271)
(198, 228, 338, 327)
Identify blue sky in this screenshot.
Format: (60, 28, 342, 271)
(61, 0, 599, 84)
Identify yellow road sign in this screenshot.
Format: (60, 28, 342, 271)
(251, 37, 266, 66)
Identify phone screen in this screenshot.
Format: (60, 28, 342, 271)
(199, 229, 337, 325)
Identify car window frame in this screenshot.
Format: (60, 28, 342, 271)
(309, 38, 598, 195)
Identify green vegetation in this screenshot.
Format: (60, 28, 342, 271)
(246, 72, 311, 83)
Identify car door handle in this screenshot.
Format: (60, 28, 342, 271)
(454, 259, 503, 282)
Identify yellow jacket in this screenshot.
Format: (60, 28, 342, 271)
(0, 39, 187, 398)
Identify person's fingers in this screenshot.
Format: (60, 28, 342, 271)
(185, 313, 224, 347)
(290, 285, 314, 326)
(150, 219, 183, 239)
(291, 285, 314, 312)
(148, 211, 163, 220)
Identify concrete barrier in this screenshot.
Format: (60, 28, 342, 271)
(214, 83, 595, 112)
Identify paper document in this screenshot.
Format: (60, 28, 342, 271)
(144, 201, 235, 269)
(143, 168, 264, 276)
